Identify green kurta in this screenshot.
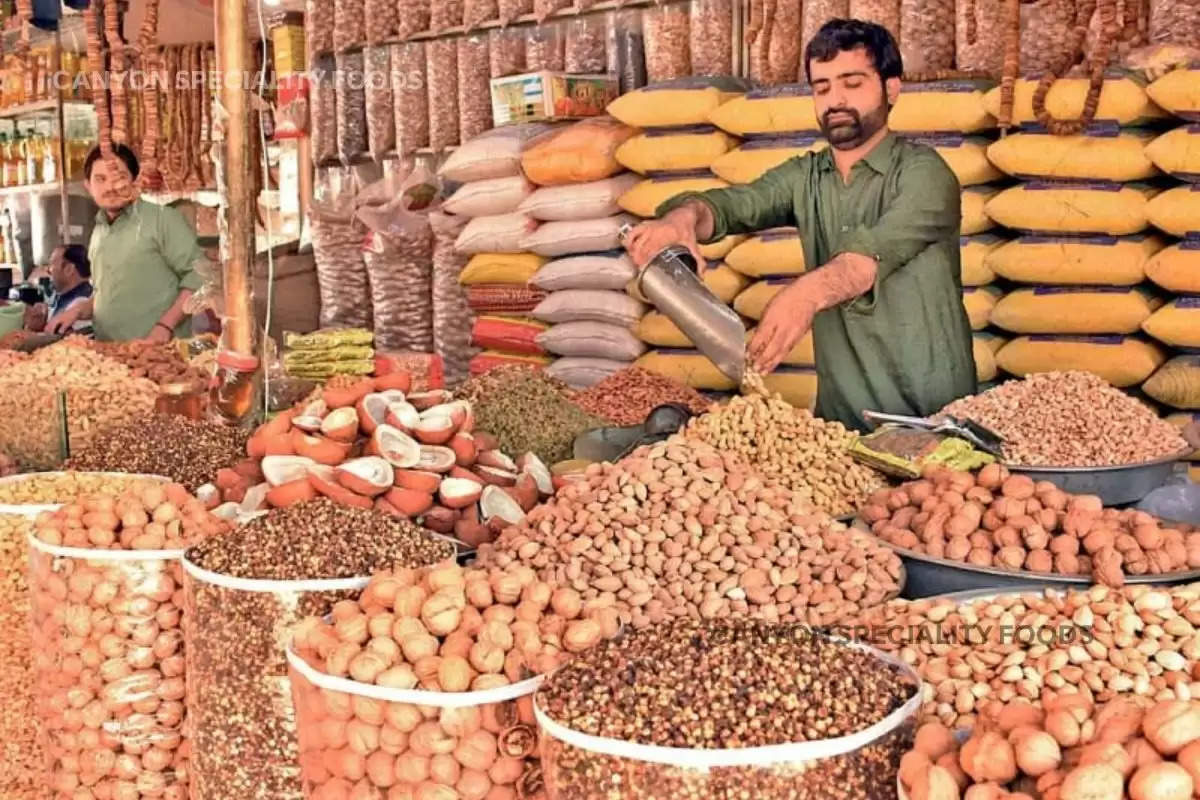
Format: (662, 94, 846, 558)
(88, 199, 204, 342)
(659, 133, 976, 432)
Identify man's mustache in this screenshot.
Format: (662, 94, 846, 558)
(823, 109, 860, 125)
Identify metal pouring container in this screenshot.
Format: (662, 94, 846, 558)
(621, 225, 746, 382)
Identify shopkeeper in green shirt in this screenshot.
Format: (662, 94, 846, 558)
(625, 19, 976, 433)
(47, 144, 203, 342)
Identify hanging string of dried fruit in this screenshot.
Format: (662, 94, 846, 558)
(137, 0, 164, 190)
(86, 0, 113, 159)
(200, 45, 216, 187)
(187, 44, 204, 190)
(997, 0, 1023, 129)
(1032, 0, 1117, 134)
(162, 46, 188, 188)
(104, 0, 127, 145)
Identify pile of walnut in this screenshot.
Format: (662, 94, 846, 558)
(861, 464, 1200, 587)
(66, 337, 207, 388)
(900, 695, 1200, 800)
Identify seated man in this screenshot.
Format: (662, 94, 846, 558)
(26, 245, 94, 336)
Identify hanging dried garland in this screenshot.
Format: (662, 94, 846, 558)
(1032, 0, 1118, 134)
(136, 0, 164, 190)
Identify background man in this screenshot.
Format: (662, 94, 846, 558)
(25, 244, 94, 335)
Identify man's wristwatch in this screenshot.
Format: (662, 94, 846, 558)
(154, 322, 173, 335)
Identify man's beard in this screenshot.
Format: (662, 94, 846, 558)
(820, 104, 889, 150)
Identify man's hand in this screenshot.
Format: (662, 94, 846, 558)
(46, 306, 81, 334)
(623, 205, 708, 273)
(748, 281, 817, 375)
(144, 324, 172, 344)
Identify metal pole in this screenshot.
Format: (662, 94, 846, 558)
(55, 26, 70, 243)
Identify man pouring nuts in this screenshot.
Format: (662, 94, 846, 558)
(625, 19, 976, 433)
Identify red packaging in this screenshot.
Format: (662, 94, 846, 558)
(470, 315, 549, 356)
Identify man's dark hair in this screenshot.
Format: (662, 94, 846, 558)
(61, 244, 90, 279)
(804, 18, 904, 86)
(84, 144, 140, 181)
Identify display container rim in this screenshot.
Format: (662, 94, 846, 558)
(181, 552, 377, 594)
(532, 634, 922, 769)
(28, 531, 187, 562)
(1002, 446, 1190, 474)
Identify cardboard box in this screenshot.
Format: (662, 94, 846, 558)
(490, 71, 619, 126)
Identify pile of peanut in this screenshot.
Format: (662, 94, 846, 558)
(862, 464, 1200, 586)
(939, 371, 1189, 467)
(0, 515, 39, 799)
(478, 434, 904, 630)
(683, 389, 886, 516)
(901, 696, 1200, 800)
(854, 584, 1200, 733)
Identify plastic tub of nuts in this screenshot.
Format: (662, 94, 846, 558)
(0, 471, 169, 517)
(536, 618, 922, 800)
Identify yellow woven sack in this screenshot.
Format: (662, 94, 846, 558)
(976, 330, 1008, 354)
(982, 77, 1169, 126)
(711, 136, 827, 183)
(1146, 240, 1200, 293)
(459, 253, 547, 285)
(961, 235, 1003, 286)
(608, 77, 750, 128)
(1143, 355, 1200, 409)
(1147, 68, 1200, 118)
(763, 367, 819, 410)
(1142, 298, 1200, 348)
(746, 328, 816, 366)
(708, 85, 820, 136)
(1145, 126, 1200, 179)
(1191, 464, 1200, 483)
(889, 80, 996, 133)
(734, 278, 792, 320)
(635, 312, 694, 347)
(615, 126, 741, 174)
(1147, 184, 1200, 238)
(973, 336, 998, 382)
(700, 235, 746, 260)
(990, 286, 1161, 335)
(985, 183, 1158, 235)
(996, 335, 1167, 387)
(635, 348, 737, 391)
(725, 228, 807, 277)
(962, 187, 1000, 235)
(924, 136, 1004, 186)
(963, 286, 1001, 331)
(986, 234, 1162, 286)
(626, 263, 749, 305)
(986, 129, 1159, 182)
(1165, 412, 1199, 460)
(619, 172, 730, 218)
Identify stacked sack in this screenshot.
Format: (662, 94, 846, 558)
(981, 75, 1174, 390)
(439, 126, 556, 378)
(519, 117, 646, 389)
(1142, 65, 1200, 471)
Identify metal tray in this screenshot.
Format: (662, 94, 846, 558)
(852, 519, 1200, 599)
(1004, 448, 1190, 506)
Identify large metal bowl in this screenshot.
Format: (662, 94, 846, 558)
(852, 520, 1200, 599)
(1005, 448, 1190, 507)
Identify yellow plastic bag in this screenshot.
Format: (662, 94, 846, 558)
(1145, 125, 1200, 179)
(635, 312, 695, 347)
(615, 126, 740, 175)
(733, 278, 792, 320)
(708, 84, 820, 136)
(520, 117, 637, 187)
(918, 135, 1004, 186)
(1143, 355, 1200, 410)
(608, 77, 751, 128)
(699, 235, 746, 260)
(618, 172, 730, 218)
(459, 252, 548, 285)
(963, 285, 1001, 331)
(889, 80, 996, 133)
(757, 329, 817, 366)
(985, 234, 1162, 286)
(986, 183, 1158, 235)
(725, 228, 807, 277)
(990, 286, 1161, 335)
(961, 235, 1003, 286)
(1147, 184, 1200, 238)
(634, 348, 737, 390)
(1165, 412, 1199, 460)
(974, 335, 998, 382)
(962, 186, 1000, 235)
(986, 129, 1159, 182)
(982, 77, 1169, 126)
(711, 136, 827, 184)
(763, 367, 819, 410)
(1146, 240, 1200, 293)
(996, 335, 1167, 387)
(1146, 68, 1200, 118)
(1142, 298, 1200, 348)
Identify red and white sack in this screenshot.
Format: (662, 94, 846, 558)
(431, 212, 480, 387)
(312, 216, 372, 329)
(363, 228, 435, 353)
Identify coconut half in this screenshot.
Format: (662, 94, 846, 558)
(473, 431, 500, 452)
(421, 505, 459, 533)
(449, 433, 477, 467)
(357, 393, 391, 436)
(480, 485, 526, 525)
(291, 430, 351, 466)
(308, 464, 374, 509)
(414, 415, 457, 445)
(477, 450, 518, 473)
(516, 452, 554, 497)
(407, 390, 453, 411)
(475, 466, 518, 487)
(292, 415, 325, 434)
(266, 479, 317, 508)
(439, 478, 484, 509)
(385, 402, 421, 434)
(385, 487, 435, 516)
(336, 457, 396, 497)
(240, 482, 271, 513)
(394, 469, 443, 493)
(416, 446, 456, 474)
(321, 407, 361, 443)
(262, 455, 318, 487)
(372, 425, 421, 469)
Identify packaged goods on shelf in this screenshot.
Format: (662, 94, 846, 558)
(519, 213, 637, 257)
(996, 335, 1168, 388)
(962, 285, 1001, 331)
(526, 20, 566, 70)
(536, 321, 647, 361)
(618, 170, 729, 217)
(312, 167, 371, 329)
(459, 252, 547, 286)
(973, 334, 1000, 382)
(310, 55, 337, 163)
(1146, 239, 1200, 292)
(455, 212, 540, 254)
(960, 235, 1002, 286)
(1148, 66, 1200, 118)
(470, 350, 554, 375)
(546, 356, 636, 388)
(983, 75, 1170, 127)
(566, 13, 608, 73)
(466, 284, 549, 314)
(899, 0, 955, 74)
(699, 233, 745, 259)
(431, 212, 478, 387)
(459, 34, 494, 141)
(491, 70, 620, 126)
(397, 0, 432, 38)
(1145, 124, 1200, 179)
(364, 45, 395, 160)
(1144, 354, 1200, 409)
(520, 117, 634, 186)
(333, 0, 365, 50)
(733, 277, 791, 320)
(986, 182, 1159, 235)
(532, 289, 646, 328)
(711, 135, 828, 183)
(471, 315, 550, 355)
(444, 175, 536, 218)
(987, 233, 1163, 286)
(531, 251, 638, 292)
(393, 41, 430, 156)
(690, 0, 735, 77)
(433, 0, 465, 32)
(801, 0, 849, 67)
(987, 127, 1161, 182)
(904, 134, 1003, 186)
(1147, 184, 1200, 237)
(489, 26, 527, 78)
(990, 286, 1162, 336)
(635, 348, 737, 390)
(1143, 297, 1200, 348)
(641, 2, 691, 82)
(1151, 0, 1200, 48)
(609, 76, 751, 129)
(614, 125, 739, 174)
(748, 0, 801, 86)
(335, 50, 369, 162)
(365, 0, 400, 43)
(707, 84, 820, 136)
(428, 38, 461, 150)
(961, 186, 1000, 235)
(888, 81, 997, 134)
(305, 0, 333, 54)
(724, 227, 807, 276)
(606, 6, 649, 93)
(517, 174, 640, 221)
